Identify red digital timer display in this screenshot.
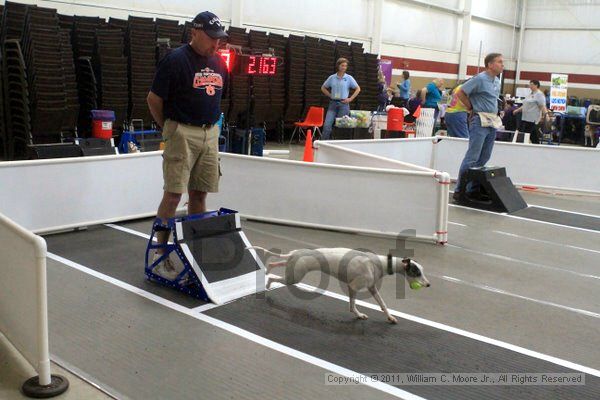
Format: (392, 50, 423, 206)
(218, 49, 233, 72)
(218, 50, 279, 76)
(245, 56, 277, 75)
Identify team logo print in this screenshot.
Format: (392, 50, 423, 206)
(193, 67, 224, 96)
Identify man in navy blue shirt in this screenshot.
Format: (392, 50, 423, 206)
(147, 11, 229, 280)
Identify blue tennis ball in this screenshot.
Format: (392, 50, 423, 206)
(410, 281, 423, 290)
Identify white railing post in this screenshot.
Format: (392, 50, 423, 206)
(435, 172, 451, 245)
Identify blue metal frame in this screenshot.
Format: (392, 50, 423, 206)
(144, 208, 238, 301)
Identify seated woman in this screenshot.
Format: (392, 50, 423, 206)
(405, 89, 423, 123)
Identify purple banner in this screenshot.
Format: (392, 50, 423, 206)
(379, 59, 392, 86)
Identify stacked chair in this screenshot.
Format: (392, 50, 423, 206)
(72, 16, 103, 135)
(350, 42, 367, 109)
(3, 39, 30, 159)
(95, 27, 128, 129)
(0, 4, 5, 158)
(303, 36, 322, 111)
(60, 29, 79, 136)
(2, 2, 31, 159)
(267, 32, 287, 140)
(155, 18, 183, 46)
(248, 29, 270, 125)
(108, 17, 128, 31)
(284, 35, 306, 127)
(58, 13, 74, 31)
(127, 16, 156, 128)
(1, 1, 28, 42)
(227, 26, 250, 125)
(22, 7, 68, 143)
(362, 52, 381, 111)
(182, 21, 193, 43)
(317, 39, 336, 110)
(217, 35, 230, 123)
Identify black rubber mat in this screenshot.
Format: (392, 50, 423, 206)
(43, 226, 207, 308)
(206, 287, 600, 400)
(184, 232, 260, 283)
(511, 207, 600, 232)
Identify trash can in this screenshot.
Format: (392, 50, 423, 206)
(91, 110, 116, 139)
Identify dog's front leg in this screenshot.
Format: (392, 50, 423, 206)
(369, 286, 397, 324)
(348, 287, 368, 320)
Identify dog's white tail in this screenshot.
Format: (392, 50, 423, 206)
(245, 246, 293, 258)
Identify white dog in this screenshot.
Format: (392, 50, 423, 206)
(249, 247, 430, 324)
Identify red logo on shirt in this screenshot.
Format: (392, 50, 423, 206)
(193, 68, 224, 96)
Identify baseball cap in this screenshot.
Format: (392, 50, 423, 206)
(192, 11, 228, 39)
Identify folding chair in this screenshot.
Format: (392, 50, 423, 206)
(289, 106, 324, 144)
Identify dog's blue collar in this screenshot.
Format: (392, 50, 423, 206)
(387, 254, 394, 275)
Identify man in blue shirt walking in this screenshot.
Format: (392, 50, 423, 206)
(321, 58, 361, 140)
(453, 53, 504, 201)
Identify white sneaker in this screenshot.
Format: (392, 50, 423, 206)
(152, 253, 184, 281)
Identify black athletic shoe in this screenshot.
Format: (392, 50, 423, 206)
(452, 191, 462, 202)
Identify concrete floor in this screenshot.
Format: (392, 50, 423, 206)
(2, 142, 599, 399)
(0, 333, 112, 400)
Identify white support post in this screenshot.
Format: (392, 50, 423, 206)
(435, 172, 450, 245)
(231, 0, 243, 28)
(371, 0, 384, 55)
(458, 0, 472, 81)
(514, 0, 528, 92)
(35, 241, 51, 386)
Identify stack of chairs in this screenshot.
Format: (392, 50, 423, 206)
(2, 2, 31, 159)
(1, 1, 29, 42)
(304, 37, 331, 114)
(59, 29, 79, 136)
(248, 29, 270, 125)
(76, 57, 98, 136)
(3, 39, 31, 159)
(227, 26, 250, 125)
(72, 15, 103, 135)
(362, 52, 381, 112)
(108, 17, 128, 31)
(0, 3, 5, 158)
(127, 16, 156, 128)
(95, 27, 129, 129)
(284, 35, 306, 127)
(317, 39, 336, 109)
(267, 32, 287, 140)
(155, 18, 183, 46)
(58, 13, 74, 31)
(217, 37, 230, 123)
(22, 7, 67, 143)
(350, 42, 368, 109)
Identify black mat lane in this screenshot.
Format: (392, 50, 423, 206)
(512, 207, 600, 232)
(43, 225, 206, 308)
(206, 287, 600, 400)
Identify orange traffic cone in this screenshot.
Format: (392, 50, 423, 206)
(303, 130, 314, 162)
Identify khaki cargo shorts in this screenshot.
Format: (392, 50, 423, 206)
(161, 119, 220, 194)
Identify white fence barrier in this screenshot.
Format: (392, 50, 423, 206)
(320, 138, 435, 170)
(314, 141, 434, 172)
(329, 137, 600, 194)
(431, 137, 600, 194)
(0, 212, 52, 387)
(0, 153, 169, 233)
(210, 154, 449, 243)
(0, 152, 448, 242)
